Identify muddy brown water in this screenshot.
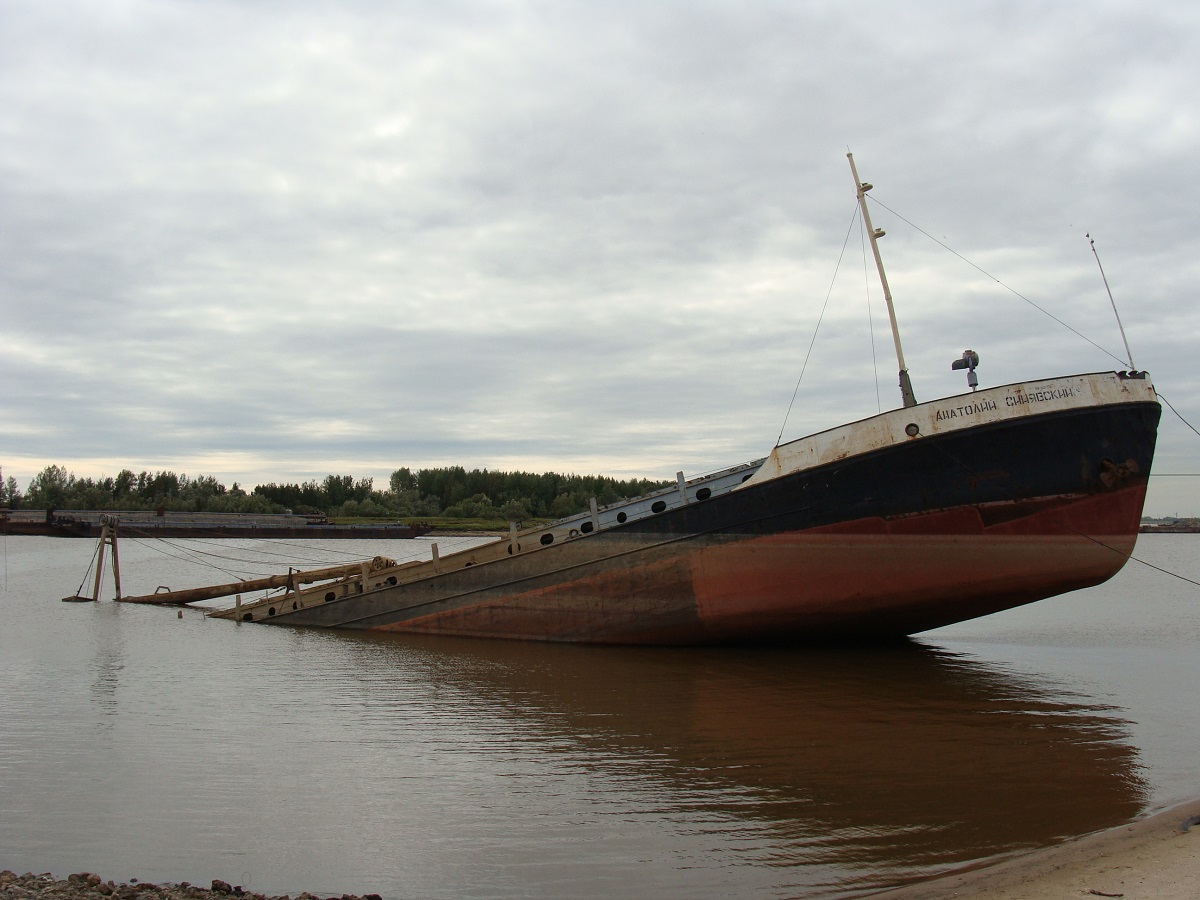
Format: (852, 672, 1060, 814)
(1, 534, 1197, 898)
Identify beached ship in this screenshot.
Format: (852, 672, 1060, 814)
(195, 156, 1160, 642)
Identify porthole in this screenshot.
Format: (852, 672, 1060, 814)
(617, 512, 627, 523)
(325, 591, 336, 602)
(741, 473, 753, 482)
(242, 613, 253, 622)
(696, 487, 711, 501)
(540, 533, 554, 545)
(268, 607, 276, 616)
(580, 521, 594, 534)
(652, 500, 667, 514)
(905, 423, 920, 437)
(386, 576, 398, 585)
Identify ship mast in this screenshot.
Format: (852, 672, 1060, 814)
(847, 153, 917, 409)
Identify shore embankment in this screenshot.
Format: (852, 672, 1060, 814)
(873, 796, 1200, 899)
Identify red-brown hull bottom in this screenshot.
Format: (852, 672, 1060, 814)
(365, 485, 1145, 645)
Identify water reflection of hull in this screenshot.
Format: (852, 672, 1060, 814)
(324, 632, 1144, 895)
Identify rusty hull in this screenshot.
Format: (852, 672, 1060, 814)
(307, 491, 1143, 644)
(239, 386, 1159, 644)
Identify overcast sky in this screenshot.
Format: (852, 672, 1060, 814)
(3, 0, 1199, 516)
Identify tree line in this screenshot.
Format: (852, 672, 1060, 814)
(1, 464, 668, 521)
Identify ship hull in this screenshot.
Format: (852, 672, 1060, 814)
(263, 383, 1160, 644)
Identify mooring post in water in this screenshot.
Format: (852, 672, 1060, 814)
(90, 533, 105, 601)
(91, 517, 122, 601)
(65, 517, 123, 602)
(106, 517, 122, 600)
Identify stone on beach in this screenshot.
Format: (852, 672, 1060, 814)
(0, 871, 375, 900)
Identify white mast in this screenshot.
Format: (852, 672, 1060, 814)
(847, 153, 917, 409)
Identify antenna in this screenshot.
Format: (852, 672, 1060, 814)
(1087, 233, 1137, 373)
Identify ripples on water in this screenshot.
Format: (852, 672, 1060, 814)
(1, 535, 1197, 898)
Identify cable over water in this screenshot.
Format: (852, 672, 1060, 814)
(1159, 392, 1200, 440)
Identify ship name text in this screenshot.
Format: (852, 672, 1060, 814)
(935, 399, 998, 421)
(1005, 386, 1078, 407)
(932, 385, 1080, 423)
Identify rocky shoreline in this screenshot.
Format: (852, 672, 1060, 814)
(0, 873, 379, 900)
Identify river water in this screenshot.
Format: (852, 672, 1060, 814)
(1, 534, 1197, 898)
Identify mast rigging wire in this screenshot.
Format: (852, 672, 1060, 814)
(120, 527, 382, 568)
(776, 206, 860, 445)
(866, 194, 1128, 368)
(123, 534, 249, 582)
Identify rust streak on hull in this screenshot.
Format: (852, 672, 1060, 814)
(360, 487, 1143, 644)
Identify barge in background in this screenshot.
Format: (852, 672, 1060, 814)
(4, 509, 432, 540)
(194, 155, 1161, 643)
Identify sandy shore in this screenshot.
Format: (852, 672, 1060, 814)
(5, 800, 1198, 900)
(873, 797, 1200, 899)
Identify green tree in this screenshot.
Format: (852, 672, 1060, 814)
(322, 474, 353, 507)
(113, 469, 136, 500)
(548, 491, 580, 518)
(444, 493, 500, 519)
(26, 464, 74, 508)
(499, 499, 531, 521)
(389, 467, 416, 492)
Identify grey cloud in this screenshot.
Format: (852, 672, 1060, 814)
(2, 0, 1199, 515)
